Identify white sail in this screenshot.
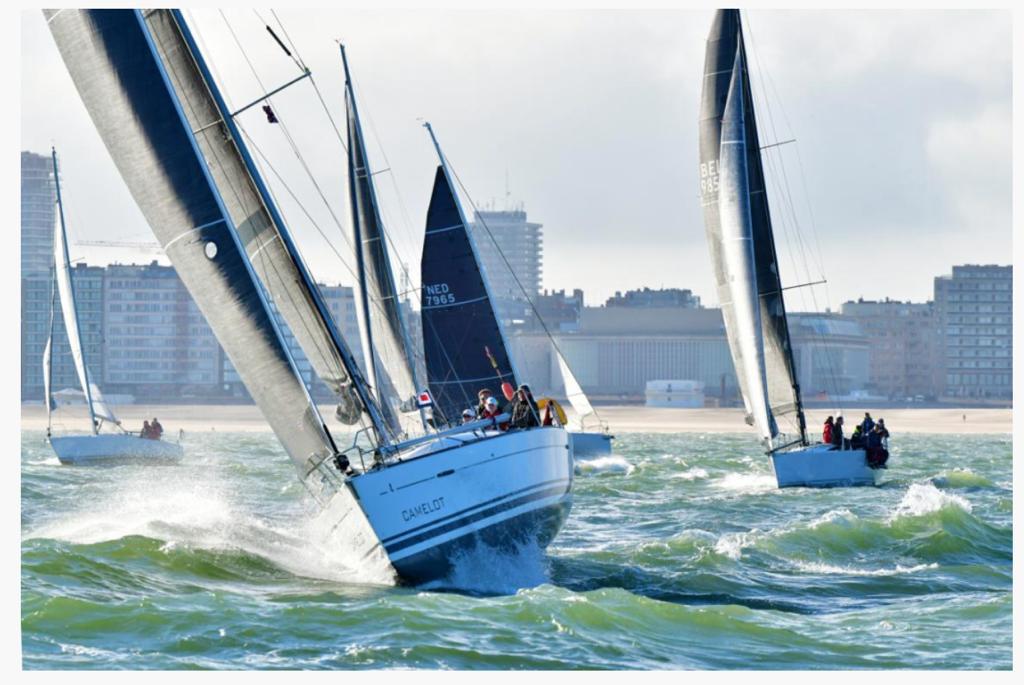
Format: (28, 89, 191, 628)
(555, 348, 593, 427)
(52, 156, 100, 431)
(717, 50, 775, 443)
(87, 383, 118, 424)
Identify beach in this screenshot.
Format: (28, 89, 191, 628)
(23, 402, 1011, 435)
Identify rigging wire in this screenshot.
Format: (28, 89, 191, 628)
(744, 11, 845, 415)
(438, 148, 606, 428)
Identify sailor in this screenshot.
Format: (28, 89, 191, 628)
(876, 418, 890, 439)
(482, 396, 501, 420)
(850, 425, 866, 450)
(822, 416, 834, 445)
(866, 425, 888, 468)
(831, 416, 845, 450)
(151, 417, 164, 440)
(140, 420, 152, 439)
(461, 408, 476, 424)
(860, 412, 875, 435)
(510, 384, 541, 429)
(475, 388, 494, 418)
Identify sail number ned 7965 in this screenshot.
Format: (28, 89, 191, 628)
(423, 282, 455, 307)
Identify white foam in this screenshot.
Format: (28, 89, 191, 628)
(430, 537, 549, 593)
(670, 467, 709, 481)
(892, 482, 972, 520)
(792, 560, 938, 576)
(574, 455, 635, 475)
(807, 508, 857, 529)
(712, 472, 777, 494)
(714, 531, 757, 560)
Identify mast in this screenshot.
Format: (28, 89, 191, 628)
(340, 44, 427, 434)
(51, 147, 98, 434)
(699, 9, 806, 448)
(423, 122, 521, 384)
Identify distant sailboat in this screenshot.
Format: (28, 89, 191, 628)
(47, 10, 573, 583)
(44, 147, 183, 464)
(698, 10, 883, 487)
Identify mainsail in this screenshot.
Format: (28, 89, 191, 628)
(50, 148, 117, 430)
(420, 126, 518, 424)
(42, 274, 56, 428)
(45, 9, 348, 475)
(698, 9, 805, 444)
(341, 45, 423, 437)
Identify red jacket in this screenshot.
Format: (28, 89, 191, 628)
(822, 423, 833, 444)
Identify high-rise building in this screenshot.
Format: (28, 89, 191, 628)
(470, 208, 542, 324)
(103, 262, 222, 398)
(21, 265, 106, 401)
(841, 298, 940, 400)
(934, 264, 1012, 399)
(21, 151, 55, 279)
(787, 313, 870, 399)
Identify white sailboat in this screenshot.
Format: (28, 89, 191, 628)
(44, 147, 183, 465)
(47, 10, 572, 583)
(698, 10, 885, 488)
(553, 348, 613, 456)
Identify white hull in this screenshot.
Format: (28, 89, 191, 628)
(346, 426, 573, 584)
(50, 434, 184, 465)
(770, 444, 879, 488)
(569, 430, 613, 458)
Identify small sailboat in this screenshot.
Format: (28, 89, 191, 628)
(44, 147, 183, 465)
(698, 10, 883, 488)
(47, 10, 573, 583)
(553, 348, 613, 457)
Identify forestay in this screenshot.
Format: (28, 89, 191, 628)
(698, 9, 804, 443)
(342, 46, 423, 438)
(45, 9, 339, 476)
(420, 164, 517, 425)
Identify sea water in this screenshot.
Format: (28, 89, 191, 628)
(21, 430, 1012, 669)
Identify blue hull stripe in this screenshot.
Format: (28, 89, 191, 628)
(385, 483, 571, 556)
(379, 476, 571, 545)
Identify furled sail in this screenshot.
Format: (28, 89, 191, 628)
(420, 164, 517, 425)
(42, 275, 56, 427)
(341, 46, 423, 437)
(698, 9, 804, 443)
(555, 348, 594, 428)
(51, 149, 116, 429)
(136, 9, 382, 436)
(45, 9, 341, 475)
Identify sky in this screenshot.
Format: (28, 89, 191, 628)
(19, 8, 1012, 311)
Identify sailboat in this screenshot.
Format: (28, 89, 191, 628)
(416, 125, 612, 457)
(698, 9, 881, 488)
(46, 9, 573, 583)
(44, 147, 183, 465)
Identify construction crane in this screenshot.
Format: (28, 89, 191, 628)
(77, 239, 164, 253)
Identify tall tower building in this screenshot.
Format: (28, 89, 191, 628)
(469, 208, 542, 325)
(21, 151, 55, 278)
(934, 264, 1012, 399)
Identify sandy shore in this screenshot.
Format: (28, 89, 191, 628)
(22, 403, 1011, 435)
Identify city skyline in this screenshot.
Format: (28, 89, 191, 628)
(20, 9, 1012, 308)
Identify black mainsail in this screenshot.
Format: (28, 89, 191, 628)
(45, 9, 388, 476)
(341, 45, 423, 437)
(698, 9, 806, 445)
(420, 124, 518, 425)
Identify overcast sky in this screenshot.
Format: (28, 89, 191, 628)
(20, 8, 1011, 310)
